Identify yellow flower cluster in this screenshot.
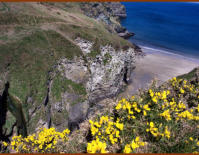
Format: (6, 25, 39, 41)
(115, 97, 151, 118)
(146, 122, 170, 139)
(123, 137, 145, 153)
(147, 79, 199, 122)
(109, 77, 199, 153)
(2, 141, 8, 147)
(177, 110, 194, 120)
(0, 141, 9, 151)
(87, 139, 107, 153)
(2, 76, 197, 153)
(7, 128, 70, 153)
(149, 89, 170, 104)
(186, 137, 199, 153)
(87, 115, 124, 153)
(170, 77, 199, 97)
(159, 109, 172, 121)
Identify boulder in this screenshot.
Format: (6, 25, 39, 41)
(118, 30, 135, 39)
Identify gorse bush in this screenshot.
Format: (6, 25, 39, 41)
(87, 116, 124, 153)
(86, 77, 199, 153)
(1, 77, 199, 153)
(1, 128, 70, 153)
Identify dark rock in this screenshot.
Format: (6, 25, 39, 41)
(114, 25, 126, 33)
(118, 30, 135, 39)
(0, 82, 9, 141)
(80, 2, 133, 38)
(97, 13, 111, 25)
(68, 101, 89, 131)
(106, 2, 127, 18)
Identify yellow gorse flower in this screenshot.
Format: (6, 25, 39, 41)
(123, 144, 132, 153)
(8, 127, 70, 153)
(123, 137, 146, 153)
(160, 109, 172, 121)
(87, 139, 107, 153)
(2, 141, 8, 147)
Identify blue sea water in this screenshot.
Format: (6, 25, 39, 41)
(121, 2, 199, 58)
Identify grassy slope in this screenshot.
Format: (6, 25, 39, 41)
(0, 2, 133, 133)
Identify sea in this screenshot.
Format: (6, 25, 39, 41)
(121, 2, 199, 59)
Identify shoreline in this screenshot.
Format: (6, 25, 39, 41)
(140, 45, 199, 64)
(130, 38, 199, 62)
(118, 45, 199, 99)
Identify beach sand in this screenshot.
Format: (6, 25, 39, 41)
(119, 46, 199, 98)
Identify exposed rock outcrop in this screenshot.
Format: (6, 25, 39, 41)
(118, 31, 135, 39)
(29, 37, 136, 132)
(0, 2, 139, 136)
(80, 2, 134, 39)
(0, 82, 27, 143)
(87, 45, 135, 103)
(43, 38, 136, 132)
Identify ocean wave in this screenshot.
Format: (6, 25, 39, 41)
(140, 45, 199, 64)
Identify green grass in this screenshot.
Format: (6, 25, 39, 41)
(39, 2, 82, 13)
(87, 50, 100, 58)
(0, 2, 10, 12)
(51, 108, 69, 130)
(27, 106, 48, 134)
(58, 22, 133, 58)
(51, 73, 86, 101)
(0, 29, 83, 105)
(2, 111, 16, 136)
(0, 35, 8, 41)
(0, 13, 62, 25)
(177, 68, 197, 80)
(7, 95, 27, 137)
(87, 38, 101, 58)
(103, 52, 112, 65)
(0, 28, 84, 134)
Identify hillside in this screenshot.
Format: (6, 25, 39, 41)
(0, 2, 141, 145)
(0, 2, 198, 153)
(1, 66, 199, 153)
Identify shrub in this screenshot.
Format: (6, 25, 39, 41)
(86, 77, 199, 153)
(1, 128, 70, 153)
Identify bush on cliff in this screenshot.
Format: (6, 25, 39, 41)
(1, 70, 199, 153)
(86, 76, 199, 153)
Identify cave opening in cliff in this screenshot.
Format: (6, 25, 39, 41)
(123, 67, 128, 84)
(0, 82, 10, 142)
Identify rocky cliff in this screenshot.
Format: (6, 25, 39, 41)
(80, 2, 134, 39)
(0, 2, 139, 140)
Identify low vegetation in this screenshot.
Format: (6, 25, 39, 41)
(1, 128, 70, 153)
(86, 77, 199, 153)
(0, 2, 198, 154)
(1, 72, 199, 153)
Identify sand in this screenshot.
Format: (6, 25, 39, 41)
(119, 46, 199, 98)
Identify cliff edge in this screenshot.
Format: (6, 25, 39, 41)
(0, 2, 140, 139)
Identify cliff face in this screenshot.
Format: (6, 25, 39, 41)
(80, 2, 126, 21)
(0, 2, 138, 138)
(48, 39, 136, 132)
(80, 2, 134, 39)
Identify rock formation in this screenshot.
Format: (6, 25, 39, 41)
(80, 2, 134, 39)
(0, 2, 139, 135)
(47, 38, 136, 132)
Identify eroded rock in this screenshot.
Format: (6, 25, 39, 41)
(46, 38, 136, 132)
(80, 2, 134, 38)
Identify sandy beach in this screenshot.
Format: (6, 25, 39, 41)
(119, 46, 199, 98)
